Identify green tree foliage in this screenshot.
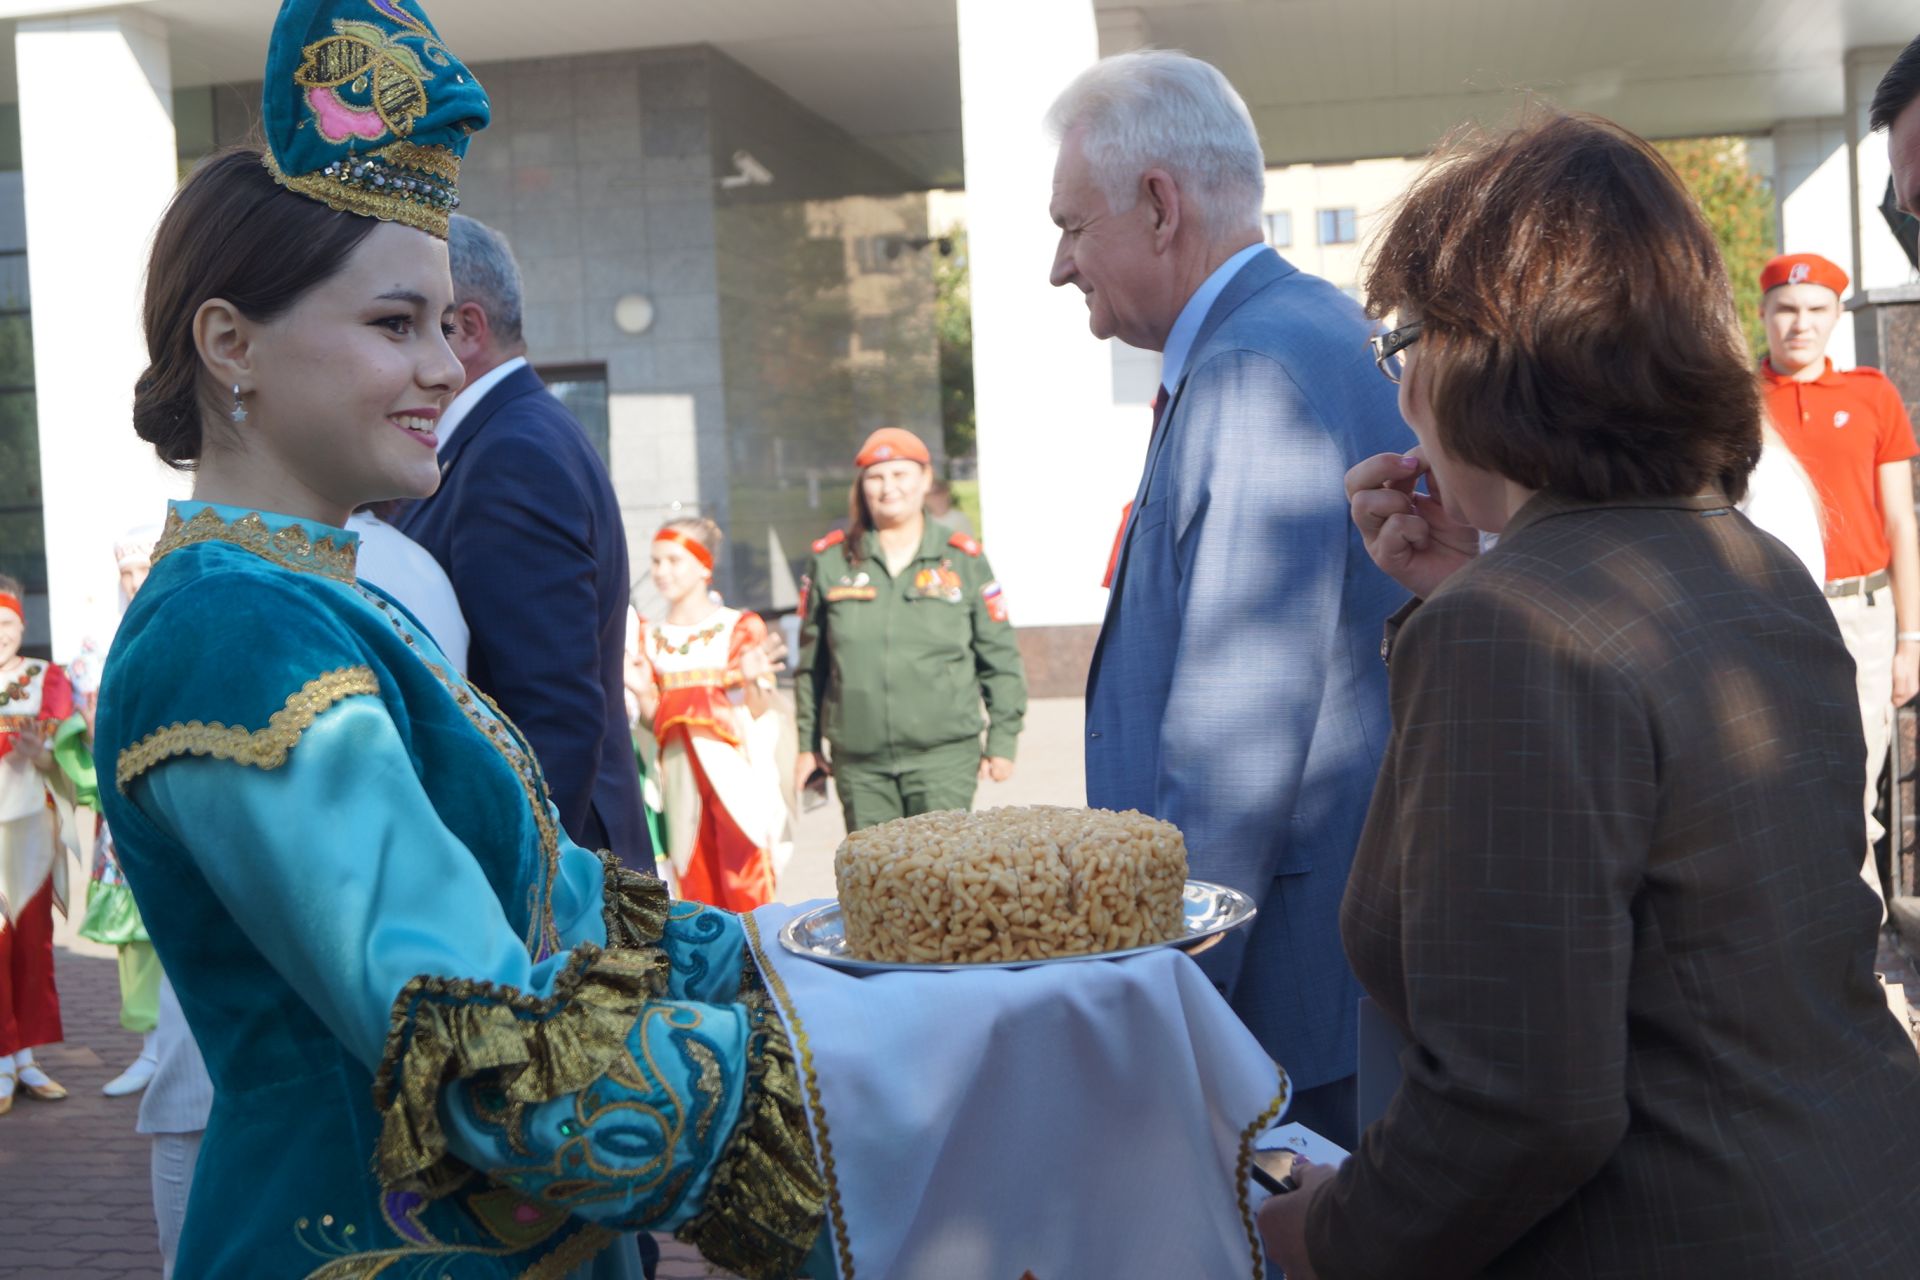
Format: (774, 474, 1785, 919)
(1654, 137, 1776, 357)
(934, 228, 975, 465)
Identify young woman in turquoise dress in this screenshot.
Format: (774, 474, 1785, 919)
(91, 3, 825, 1277)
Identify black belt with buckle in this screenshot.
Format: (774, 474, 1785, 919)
(1825, 569, 1891, 598)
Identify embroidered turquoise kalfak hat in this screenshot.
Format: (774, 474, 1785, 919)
(261, 0, 489, 239)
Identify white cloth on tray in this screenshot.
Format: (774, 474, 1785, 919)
(746, 900, 1291, 1280)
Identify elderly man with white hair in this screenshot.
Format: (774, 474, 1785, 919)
(1053, 51, 1412, 1148)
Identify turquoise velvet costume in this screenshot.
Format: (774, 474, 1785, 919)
(93, 503, 825, 1278)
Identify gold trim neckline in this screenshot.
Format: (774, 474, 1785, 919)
(153, 507, 358, 585)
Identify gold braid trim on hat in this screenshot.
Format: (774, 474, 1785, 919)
(264, 141, 462, 239)
(115, 667, 381, 791)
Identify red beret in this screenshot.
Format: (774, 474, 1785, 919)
(1760, 253, 1849, 296)
(854, 427, 931, 469)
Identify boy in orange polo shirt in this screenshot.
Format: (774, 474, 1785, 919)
(1760, 251, 1920, 910)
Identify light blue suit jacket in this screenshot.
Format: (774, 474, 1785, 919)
(1086, 250, 1412, 1089)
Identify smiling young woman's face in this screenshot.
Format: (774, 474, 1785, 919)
(650, 538, 710, 605)
(238, 221, 463, 518)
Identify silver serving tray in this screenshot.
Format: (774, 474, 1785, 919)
(777, 878, 1257, 974)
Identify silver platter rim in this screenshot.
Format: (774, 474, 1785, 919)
(775, 878, 1257, 974)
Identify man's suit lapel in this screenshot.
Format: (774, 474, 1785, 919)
(439, 364, 544, 479)
(1089, 251, 1296, 696)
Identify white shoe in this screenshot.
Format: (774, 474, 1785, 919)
(102, 1054, 157, 1097)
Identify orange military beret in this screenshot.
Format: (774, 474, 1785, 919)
(854, 427, 931, 469)
(1760, 253, 1849, 296)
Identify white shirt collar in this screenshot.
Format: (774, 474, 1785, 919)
(437, 355, 529, 454)
(1159, 242, 1267, 396)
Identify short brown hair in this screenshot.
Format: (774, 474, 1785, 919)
(136, 148, 381, 468)
(1364, 111, 1760, 504)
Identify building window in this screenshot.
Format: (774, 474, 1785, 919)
(1263, 211, 1292, 248)
(854, 236, 899, 275)
(538, 363, 609, 464)
(1317, 208, 1357, 245)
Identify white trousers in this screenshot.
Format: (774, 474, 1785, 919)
(1828, 588, 1895, 913)
(150, 1130, 202, 1279)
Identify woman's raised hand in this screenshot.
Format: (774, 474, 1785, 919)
(1346, 451, 1478, 600)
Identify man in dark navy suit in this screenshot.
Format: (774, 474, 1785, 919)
(396, 214, 649, 871)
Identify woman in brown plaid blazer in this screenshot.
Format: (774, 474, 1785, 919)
(1260, 111, 1920, 1279)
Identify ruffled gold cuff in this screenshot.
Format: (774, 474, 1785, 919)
(372, 944, 670, 1194)
(599, 850, 671, 949)
(677, 988, 828, 1279)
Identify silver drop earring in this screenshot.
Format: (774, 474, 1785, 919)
(231, 384, 248, 424)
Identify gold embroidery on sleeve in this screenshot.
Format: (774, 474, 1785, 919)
(115, 667, 380, 790)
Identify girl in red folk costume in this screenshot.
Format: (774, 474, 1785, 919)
(644, 519, 790, 910)
(0, 575, 74, 1113)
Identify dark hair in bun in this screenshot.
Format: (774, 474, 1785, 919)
(135, 147, 380, 468)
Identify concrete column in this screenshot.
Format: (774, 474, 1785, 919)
(19, 11, 184, 657)
(1847, 47, 1918, 296)
(1773, 116, 1859, 369)
(956, 0, 1142, 647)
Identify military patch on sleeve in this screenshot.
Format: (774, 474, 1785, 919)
(982, 580, 1009, 623)
(798, 573, 811, 615)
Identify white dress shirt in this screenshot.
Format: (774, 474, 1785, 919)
(1159, 242, 1268, 395)
(347, 512, 472, 674)
(436, 354, 528, 454)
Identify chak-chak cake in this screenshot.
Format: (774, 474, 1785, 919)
(835, 806, 1188, 964)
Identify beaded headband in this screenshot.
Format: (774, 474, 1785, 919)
(261, 0, 489, 239)
(654, 529, 714, 571)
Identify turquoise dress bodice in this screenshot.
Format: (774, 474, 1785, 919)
(94, 504, 825, 1279)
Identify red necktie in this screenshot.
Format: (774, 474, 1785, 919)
(1102, 387, 1170, 588)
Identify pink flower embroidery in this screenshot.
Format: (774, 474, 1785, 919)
(307, 86, 389, 144)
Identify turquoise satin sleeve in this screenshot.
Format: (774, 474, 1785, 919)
(657, 900, 748, 1003)
(140, 697, 591, 1068)
(138, 697, 751, 1230)
(550, 821, 610, 951)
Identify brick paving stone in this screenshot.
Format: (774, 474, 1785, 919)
(1, 936, 153, 1280)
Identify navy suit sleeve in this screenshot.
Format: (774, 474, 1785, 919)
(1158, 348, 1350, 970)
(446, 419, 609, 842)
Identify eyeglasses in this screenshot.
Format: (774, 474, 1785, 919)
(1368, 320, 1423, 384)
